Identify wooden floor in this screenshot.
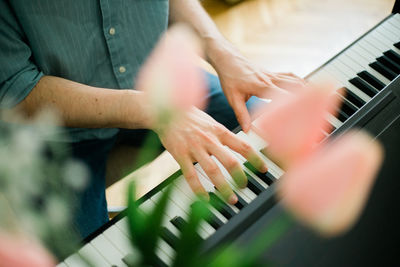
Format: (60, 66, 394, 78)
(106, 0, 396, 210)
(203, 0, 395, 77)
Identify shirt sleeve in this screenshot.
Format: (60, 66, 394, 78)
(0, 0, 44, 108)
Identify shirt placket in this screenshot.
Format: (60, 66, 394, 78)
(99, 0, 130, 89)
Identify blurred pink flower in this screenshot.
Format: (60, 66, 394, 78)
(279, 131, 383, 236)
(0, 232, 55, 267)
(253, 84, 340, 169)
(254, 83, 384, 236)
(136, 24, 207, 117)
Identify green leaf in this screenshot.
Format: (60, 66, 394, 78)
(127, 182, 147, 261)
(172, 199, 210, 267)
(142, 185, 173, 265)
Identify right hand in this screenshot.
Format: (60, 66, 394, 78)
(154, 107, 268, 204)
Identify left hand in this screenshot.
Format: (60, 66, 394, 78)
(206, 37, 306, 132)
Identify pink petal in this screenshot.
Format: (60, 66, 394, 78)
(279, 131, 383, 236)
(0, 233, 55, 267)
(253, 83, 341, 169)
(136, 25, 207, 113)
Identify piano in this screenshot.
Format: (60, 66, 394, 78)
(58, 2, 400, 266)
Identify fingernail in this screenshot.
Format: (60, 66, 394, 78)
(229, 194, 238, 205)
(261, 164, 269, 173)
(232, 169, 247, 188)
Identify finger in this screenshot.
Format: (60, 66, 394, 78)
(179, 156, 209, 200)
(277, 72, 304, 81)
(207, 143, 247, 189)
(231, 97, 252, 133)
(195, 150, 237, 205)
(271, 76, 306, 90)
(219, 129, 268, 173)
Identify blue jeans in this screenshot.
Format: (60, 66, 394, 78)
(69, 73, 262, 238)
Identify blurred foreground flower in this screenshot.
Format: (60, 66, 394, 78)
(254, 83, 384, 236)
(136, 24, 207, 126)
(0, 232, 55, 267)
(254, 83, 340, 169)
(280, 131, 383, 236)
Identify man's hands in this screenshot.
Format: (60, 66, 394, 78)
(154, 107, 267, 205)
(206, 38, 306, 132)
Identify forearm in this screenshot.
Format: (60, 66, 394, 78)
(169, 0, 222, 40)
(168, 0, 243, 73)
(9, 76, 153, 129)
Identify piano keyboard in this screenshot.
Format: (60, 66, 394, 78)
(58, 13, 400, 267)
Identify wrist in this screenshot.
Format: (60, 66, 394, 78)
(205, 37, 245, 73)
(118, 90, 155, 130)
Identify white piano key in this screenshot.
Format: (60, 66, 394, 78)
(371, 30, 400, 54)
(388, 16, 400, 30)
(235, 131, 283, 178)
(329, 59, 355, 80)
(390, 13, 400, 26)
(344, 49, 391, 84)
(325, 64, 371, 103)
(90, 234, 127, 267)
(171, 182, 228, 224)
(351, 42, 378, 62)
(158, 193, 213, 239)
(377, 24, 398, 43)
(358, 38, 383, 57)
(174, 175, 239, 215)
(115, 218, 131, 236)
(381, 23, 400, 49)
(212, 157, 257, 201)
(374, 27, 396, 45)
(64, 254, 89, 267)
(155, 242, 172, 266)
(194, 163, 252, 205)
(196, 173, 241, 214)
(78, 244, 109, 267)
(364, 33, 390, 53)
(103, 225, 134, 256)
(326, 113, 343, 129)
(161, 186, 216, 237)
(115, 217, 173, 264)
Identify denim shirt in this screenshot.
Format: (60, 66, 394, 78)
(0, 0, 169, 141)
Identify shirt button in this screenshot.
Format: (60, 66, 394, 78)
(109, 27, 116, 35)
(119, 66, 126, 73)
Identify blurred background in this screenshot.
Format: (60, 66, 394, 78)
(202, 0, 395, 77)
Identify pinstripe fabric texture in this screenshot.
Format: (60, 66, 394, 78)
(0, 0, 169, 141)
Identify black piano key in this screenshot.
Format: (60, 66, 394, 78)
(245, 171, 265, 195)
(171, 216, 187, 231)
(209, 192, 236, 220)
(357, 71, 385, 90)
(206, 212, 225, 230)
(335, 108, 349, 122)
(349, 77, 379, 97)
(339, 87, 366, 108)
(395, 42, 400, 49)
(234, 192, 248, 210)
(377, 56, 400, 74)
(243, 161, 275, 185)
(384, 50, 400, 65)
(369, 61, 397, 81)
(341, 98, 358, 117)
(160, 227, 179, 249)
(170, 216, 203, 241)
